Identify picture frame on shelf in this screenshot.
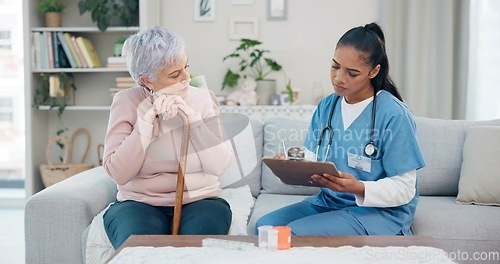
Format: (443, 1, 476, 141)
(194, 0, 216, 22)
(229, 17, 259, 40)
(267, 0, 287, 21)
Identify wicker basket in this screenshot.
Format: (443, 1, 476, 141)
(40, 128, 94, 187)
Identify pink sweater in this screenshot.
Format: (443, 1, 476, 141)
(103, 86, 234, 206)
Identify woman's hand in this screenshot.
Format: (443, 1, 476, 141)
(153, 94, 197, 120)
(152, 94, 183, 120)
(173, 97, 196, 118)
(311, 171, 365, 196)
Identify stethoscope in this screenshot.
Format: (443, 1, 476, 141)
(315, 93, 378, 161)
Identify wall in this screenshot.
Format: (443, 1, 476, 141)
(159, 0, 378, 104)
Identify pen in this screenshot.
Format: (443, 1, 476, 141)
(282, 141, 288, 159)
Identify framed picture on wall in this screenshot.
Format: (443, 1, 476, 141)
(267, 0, 287, 21)
(229, 17, 259, 40)
(194, 0, 216, 22)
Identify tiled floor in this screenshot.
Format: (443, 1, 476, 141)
(0, 189, 26, 264)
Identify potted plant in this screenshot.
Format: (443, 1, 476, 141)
(113, 35, 127, 56)
(78, 0, 139, 32)
(37, 0, 66, 27)
(33, 72, 76, 161)
(33, 72, 76, 113)
(222, 38, 283, 105)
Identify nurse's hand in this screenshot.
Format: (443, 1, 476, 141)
(311, 171, 365, 197)
(273, 153, 286, 159)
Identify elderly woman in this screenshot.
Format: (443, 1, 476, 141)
(102, 26, 234, 249)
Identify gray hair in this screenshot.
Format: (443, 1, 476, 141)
(122, 26, 186, 86)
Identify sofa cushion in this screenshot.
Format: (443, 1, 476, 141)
(413, 196, 500, 241)
(456, 126, 500, 206)
(261, 118, 321, 195)
(219, 113, 263, 197)
(220, 185, 255, 235)
(414, 117, 474, 196)
(246, 193, 307, 235)
(475, 119, 500, 126)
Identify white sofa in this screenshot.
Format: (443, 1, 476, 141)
(25, 113, 500, 264)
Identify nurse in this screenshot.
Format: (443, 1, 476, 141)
(255, 22, 426, 236)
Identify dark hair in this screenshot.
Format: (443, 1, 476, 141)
(336, 22, 403, 102)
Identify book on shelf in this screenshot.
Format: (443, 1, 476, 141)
(106, 63, 127, 68)
(110, 75, 136, 96)
(32, 32, 41, 69)
(46, 31, 54, 68)
(53, 32, 71, 68)
(76, 36, 102, 68)
(116, 82, 136, 88)
(106, 56, 126, 68)
(64, 33, 82, 68)
(32, 31, 74, 69)
(51, 32, 60, 68)
(115, 76, 134, 83)
(56, 32, 77, 68)
(70, 36, 88, 68)
(39, 32, 48, 68)
(107, 56, 126, 64)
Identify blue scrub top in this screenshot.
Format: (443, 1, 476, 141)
(304, 91, 426, 235)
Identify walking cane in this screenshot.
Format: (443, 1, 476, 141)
(172, 110, 190, 235)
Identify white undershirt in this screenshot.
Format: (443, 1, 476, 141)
(341, 96, 374, 131)
(340, 94, 416, 207)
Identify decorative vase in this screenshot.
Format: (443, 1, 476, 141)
(114, 43, 124, 56)
(45, 12, 62, 27)
(43, 75, 75, 106)
(256, 79, 276, 105)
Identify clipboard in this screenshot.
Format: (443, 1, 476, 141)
(262, 158, 340, 187)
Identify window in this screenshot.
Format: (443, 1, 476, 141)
(0, 30, 11, 50)
(0, 97, 13, 122)
(0, 0, 24, 191)
(467, 0, 500, 120)
(0, 29, 17, 77)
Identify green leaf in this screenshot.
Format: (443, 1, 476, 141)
(241, 38, 261, 47)
(286, 79, 294, 103)
(223, 53, 240, 61)
(97, 15, 110, 32)
(265, 58, 282, 71)
(222, 38, 283, 87)
(38, 0, 65, 13)
(222, 70, 240, 90)
(78, 0, 138, 32)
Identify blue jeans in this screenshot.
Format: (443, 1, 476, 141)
(103, 197, 232, 249)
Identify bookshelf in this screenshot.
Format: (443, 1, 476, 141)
(22, 0, 160, 196)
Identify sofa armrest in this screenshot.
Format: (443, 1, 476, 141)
(25, 166, 116, 264)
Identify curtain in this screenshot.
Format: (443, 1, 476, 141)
(466, 0, 500, 120)
(377, 0, 469, 119)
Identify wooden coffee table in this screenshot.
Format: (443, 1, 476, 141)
(112, 235, 436, 259)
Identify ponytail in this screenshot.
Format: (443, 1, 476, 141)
(337, 22, 403, 102)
